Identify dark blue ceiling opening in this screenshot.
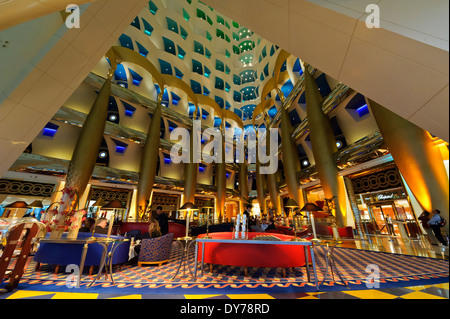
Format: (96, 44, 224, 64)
(345, 93, 370, 121)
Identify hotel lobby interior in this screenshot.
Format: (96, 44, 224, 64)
(0, 0, 449, 303)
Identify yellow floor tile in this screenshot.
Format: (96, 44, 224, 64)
(343, 290, 398, 299)
(400, 291, 446, 299)
(405, 285, 431, 291)
(51, 292, 99, 299)
(6, 290, 55, 299)
(184, 295, 223, 299)
(227, 294, 275, 299)
(108, 294, 142, 299)
(297, 295, 319, 299)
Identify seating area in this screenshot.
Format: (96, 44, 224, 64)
(33, 232, 130, 275)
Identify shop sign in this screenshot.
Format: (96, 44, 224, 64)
(376, 193, 395, 201)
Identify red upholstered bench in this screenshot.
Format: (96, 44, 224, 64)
(197, 232, 312, 277)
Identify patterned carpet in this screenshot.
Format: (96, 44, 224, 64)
(2, 242, 447, 298)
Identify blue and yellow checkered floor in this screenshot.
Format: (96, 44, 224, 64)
(1, 236, 448, 300)
(1, 282, 448, 299)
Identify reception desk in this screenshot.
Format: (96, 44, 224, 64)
(194, 232, 318, 290)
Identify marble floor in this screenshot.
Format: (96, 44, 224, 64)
(338, 234, 449, 260)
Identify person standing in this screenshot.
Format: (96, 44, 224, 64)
(428, 209, 448, 246)
(418, 211, 439, 245)
(155, 206, 169, 235)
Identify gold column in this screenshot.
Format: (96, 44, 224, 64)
(255, 151, 267, 214)
(304, 68, 347, 227)
(66, 72, 114, 196)
(136, 94, 163, 219)
(369, 99, 449, 230)
(265, 129, 282, 215)
(239, 162, 249, 213)
(215, 124, 227, 220)
(280, 106, 302, 209)
(239, 163, 249, 200)
(183, 122, 199, 205)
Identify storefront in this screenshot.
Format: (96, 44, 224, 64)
(347, 163, 421, 238)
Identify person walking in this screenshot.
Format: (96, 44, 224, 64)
(428, 209, 448, 246)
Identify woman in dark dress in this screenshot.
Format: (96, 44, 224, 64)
(134, 219, 162, 255)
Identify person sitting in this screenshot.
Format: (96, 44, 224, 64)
(79, 217, 95, 232)
(260, 218, 269, 232)
(266, 219, 277, 231)
(250, 219, 263, 232)
(134, 219, 162, 255)
(93, 217, 108, 234)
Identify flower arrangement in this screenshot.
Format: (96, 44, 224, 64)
(45, 187, 83, 239)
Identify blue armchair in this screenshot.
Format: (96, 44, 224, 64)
(138, 233, 174, 267)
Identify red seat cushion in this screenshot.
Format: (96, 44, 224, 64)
(197, 232, 311, 268)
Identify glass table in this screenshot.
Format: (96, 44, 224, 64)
(312, 239, 348, 287)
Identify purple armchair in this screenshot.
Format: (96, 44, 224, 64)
(137, 233, 174, 267)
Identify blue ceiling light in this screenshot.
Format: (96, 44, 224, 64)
(177, 46, 186, 59)
(135, 41, 149, 57)
(163, 37, 176, 55)
(141, 18, 153, 35)
(215, 96, 224, 108)
(267, 105, 278, 118)
(163, 153, 171, 165)
(171, 92, 181, 105)
(158, 59, 173, 75)
(280, 79, 294, 97)
(121, 100, 136, 117)
(204, 66, 211, 78)
(174, 67, 184, 79)
(128, 68, 143, 86)
(166, 17, 179, 34)
(293, 58, 303, 75)
(111, 138, 128, 154)
(119, 34, 134, 50)
(345, 93, 370, 120)
(42, 122, 59, 137)
(192, 59, 203, 75)
(149, 0, 158, 15)
(357, 104, 369, 117)
(114, 64, 127, 82)
(130, 16, 141, 30)
(188, 103, 196, 118)
(167, 120, 177, 132)
(190, 80, 202, 94)
(214, 117, 222, 127)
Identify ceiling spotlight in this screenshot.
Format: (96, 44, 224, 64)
(302, 160, 309, 166)
(336, 141, 342, 148)
(99, 151, 107, 158)
(109, 115, 117, 121)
